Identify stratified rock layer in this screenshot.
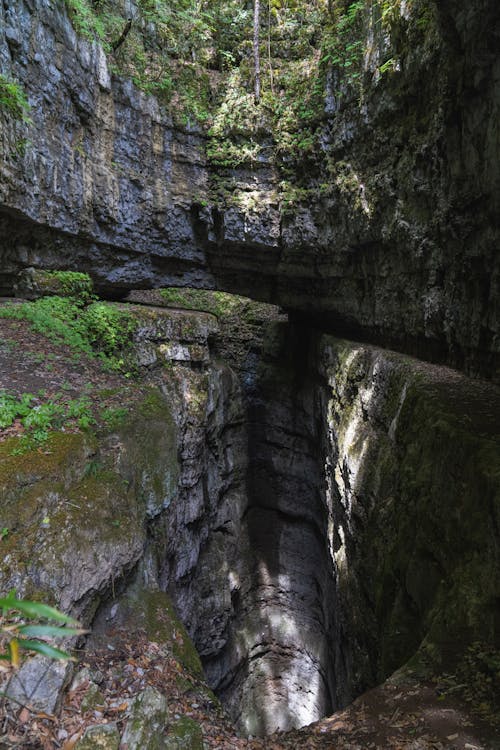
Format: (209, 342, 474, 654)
(0, 295, 498, 735)
(1, 0, 499, 379)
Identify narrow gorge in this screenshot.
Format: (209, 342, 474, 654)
(0, 0, 499, 748)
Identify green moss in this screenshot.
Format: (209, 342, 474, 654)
(136, 389, 170, 420)
(159, 287, 245, 319)
(101, 406, 129, 430)
(111, 589, 205, 680)
(372, 384, 500, 679)
(0, 437, 142, 591)
(80, 682, 106, 712)
(105, 388, 179, 517)
(0, 432, 91, 494)
(322, 337, 500, 699)
(166, 716, 204, 748)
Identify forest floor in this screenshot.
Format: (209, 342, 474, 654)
(1, 628, 498, 749)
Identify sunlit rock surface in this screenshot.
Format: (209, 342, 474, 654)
(1, 0, 499, 735)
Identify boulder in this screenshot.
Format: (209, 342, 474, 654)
(120, 686, 169, 750)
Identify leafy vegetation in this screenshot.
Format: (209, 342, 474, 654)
(0, 295, 137, 373)
(0, 591, 86, 668)
(56, 0, 431, 184)
(101, 406, 129, 429)
(42, 271, 95, 304)
(61, 0, 233, 122)
(0, 390, 95, 446)
(321, 1, 364, 85)
(0, 75, 31, 122)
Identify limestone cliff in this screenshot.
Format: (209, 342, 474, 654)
(0, 289, 499, 740)
(0, 0, 499, 741)
(1, 0, 499, 379)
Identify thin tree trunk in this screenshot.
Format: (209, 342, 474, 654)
(253, 0, 261, 103)
(112, 18, 132, 52)
(267, 0, 274, 94)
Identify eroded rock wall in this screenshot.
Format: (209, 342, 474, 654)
(1, 0, 499, 379)
(0, 291, 498, 735)
(0, 0, 212, 292)
(150, 306, 338, 736)
(188, 317, 500, 731)
(204, 323, 338, 736)
(318, 333, 500, 701)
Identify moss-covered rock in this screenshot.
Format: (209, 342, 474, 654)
(0, 388, 179, 621)
(113, 387, 179, 519)
(120, 687, 169, 750)
(80, 681, 106, 713)
(321, 335, 500, 701)
(165, 716, 205, 749)
(75, 723, 120, 750)
(90, 585, 205, 681)
(15, 269, 94, 302)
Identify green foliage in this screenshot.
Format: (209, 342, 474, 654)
(0, 591, 86, 668)
(0, 75, 31, 122)
(57, 0, 423, 178)
(61, 0, 240, 121)
(0, 296, 137, 373)
(81, 302, 137, 370)
(0, 297, 93, 357)
(101, 406, 129, 429)
(46, 271, 95, 304)
(21, 400, 66, 442)
(66, 396, 94, 429)
(0, 390, 96, 446)
(83, 458, 104, 478)
(62, 0, 107, 42)
(379, 56, 397, 74)
(320, 1, 364, 90)
(0, 392, 34, 429)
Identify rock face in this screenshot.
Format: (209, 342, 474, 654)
(0, 294, 498, 736)
(198, 319, 500, 730)
(0, 0, 212, 292)
(76, 724, 120, 750)
(5, 656, 73, 714)
(1, 0, 499, 732)
(1, 0, 499, 379)
(132, 300, 500, 735)
(315, 333, 500, 702)
(120, 687, 169, 750)
(204, 323, 338, 735)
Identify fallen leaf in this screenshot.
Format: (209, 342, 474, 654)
(18, 707, 31, 723)
(62, 730, 83, 750)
